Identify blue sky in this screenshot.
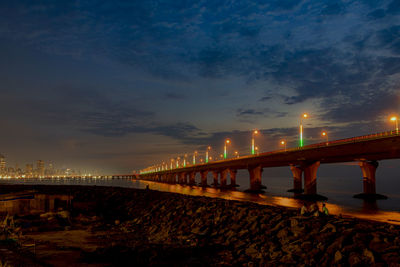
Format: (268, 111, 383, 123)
(0, 0, 399, 173)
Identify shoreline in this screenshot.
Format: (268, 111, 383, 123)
(0, 184, 399, 265)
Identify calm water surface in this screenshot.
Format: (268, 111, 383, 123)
(0, 175, 399, 225)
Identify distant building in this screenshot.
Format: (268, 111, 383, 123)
(0, 155, 5, 176)
(25, 164, 33, 178)
(37, 160, 45, 177)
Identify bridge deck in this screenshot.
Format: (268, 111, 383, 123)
(142, 131, 400, 175)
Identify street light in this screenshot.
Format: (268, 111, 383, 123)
(322, 131, 328, 145)
(193, 151, 198, 165)
(206, 146, 211, 163)
(183, 154, 187, 167)
(234, 151, 239, 158)
(280, 140, 286, 151)
(224, 139, 231, 159)
(170, 158, 174, 169)
(251, 130, 259, 155)
(391, 116, 399, 134)
(255, 146, 259, 155)
(300, 113, 308, 147)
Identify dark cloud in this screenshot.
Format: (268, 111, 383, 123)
(259, 96, 272, 102)
(387, 0, 400, 14)
(237, 109, 264, 117)
(320, 2, 345, 16)
(367, 9, 386, 19)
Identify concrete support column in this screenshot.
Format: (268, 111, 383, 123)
(200, 171, 208, 187)
(303, 161, 320, 195)
(249, 165, 263, 191)
(212, 171, 219, 187)
(220, 169, 229, 188)
(189, 172, 196, 185)
(290, 165, 303, 192)
(179, 172, 187, 184)
(229, 169, 237, 187)
(359, 161, 378, 194)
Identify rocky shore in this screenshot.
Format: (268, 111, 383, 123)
(0, 184, 399, 266)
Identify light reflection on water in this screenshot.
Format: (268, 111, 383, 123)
(1, 177, 400, 225)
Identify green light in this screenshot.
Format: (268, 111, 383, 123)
(300, 124, 303, 147)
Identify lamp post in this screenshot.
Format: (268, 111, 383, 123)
(170, 159, 174, 169)
(193, 151, 198, 165)
(224, 139, 231, 159)
(176, 157, 180, 168)
(234, 151, 239, 158)
(183, 154, 187, 167)
(280, 140, 286, 151)
(322, 131, 328, 145)
(251, 130, 259, 155)
(300, 113, 308, 147)
(391, 116, 399, 134)
(255, 146, 259, 155)
(206, 146, 211, 163)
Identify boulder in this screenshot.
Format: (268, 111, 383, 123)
(363, 249, 375, 264)
(334, 250, 343, 263)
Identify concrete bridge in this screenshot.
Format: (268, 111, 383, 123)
(139, 131, 400, 199)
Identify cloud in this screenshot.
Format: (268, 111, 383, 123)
(237, 109, 264, 116)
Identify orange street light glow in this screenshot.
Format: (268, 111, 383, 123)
(390, 116, 399, 134)
(252, 130, 258, 155)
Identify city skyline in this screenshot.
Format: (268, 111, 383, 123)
(0, 153, 90, 177)
(0, 1, 399, 173)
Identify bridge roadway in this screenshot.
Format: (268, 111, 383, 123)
(139, 131, 400, 198)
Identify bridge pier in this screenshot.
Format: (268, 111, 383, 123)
(248, 165, 264, 192)
(188, 172, 196, 185)
(212, 171, 219, 187)
(354, 161, 387, 200)
(303, 161, 320, 195)
(178, 173, 186, 184)
(289, 165, 303, 193)
(200, 171, 208, 187)
(220, 169, 229, 188)
(229, 169, 238, 187)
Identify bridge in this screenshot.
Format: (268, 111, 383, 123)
(139, 131, 400, 199)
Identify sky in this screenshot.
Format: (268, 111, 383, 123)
(0, 0, 400, 174)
